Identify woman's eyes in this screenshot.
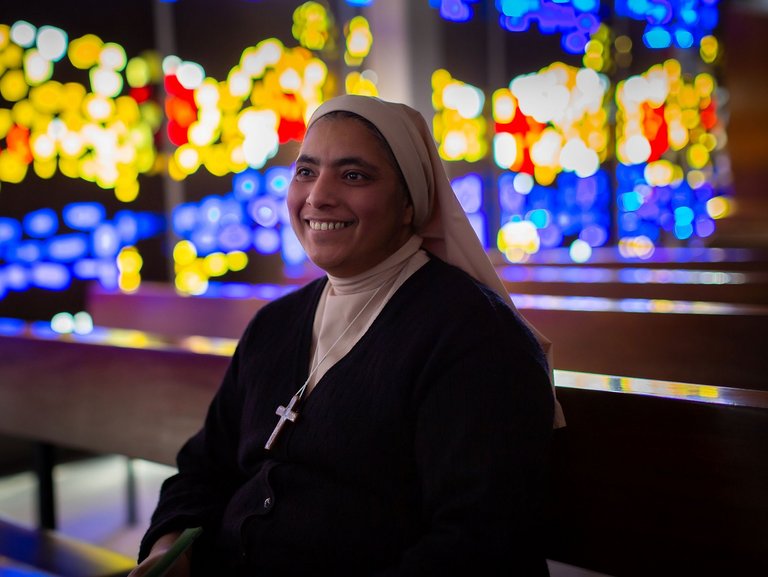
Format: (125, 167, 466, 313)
(343, 171, 367, 182)
(294, 167, 369, 182)
(295, 167, 313, 178)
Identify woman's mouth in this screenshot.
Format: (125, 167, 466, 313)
(307, 220, 353, 231)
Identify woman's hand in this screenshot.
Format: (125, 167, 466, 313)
(127, 531, 191, 577)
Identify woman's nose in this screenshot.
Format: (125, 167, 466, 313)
(306, 172, 338, 207)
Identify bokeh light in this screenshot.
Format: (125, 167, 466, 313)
(171, 166, 303, 294)
(615, 58, 729, 249)
(494, 0, 601, 53)
(1, 1, 733, 306)
(616, 0, 720, 50)
(1, 201, 163, 297)
(432, 69, 487, 162)
(0, 21, 162, 197)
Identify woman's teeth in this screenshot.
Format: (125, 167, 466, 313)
(308, 220, 351, 231)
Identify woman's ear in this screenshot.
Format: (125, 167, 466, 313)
(403, 199, 415, 227)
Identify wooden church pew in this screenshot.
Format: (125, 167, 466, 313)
(521, 306, 768, 391)
(0, 332, 227, 576)
(86, 280, 768, 391)
(0, 329, 766, 576)
(548, 378, 768, 576)
(498, 265, 768, 305)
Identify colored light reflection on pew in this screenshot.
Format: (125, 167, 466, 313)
(0, 317, 25, 336)
(0, 556, 62, 576)
(554, 369, 768, 409)
(500, 266, 752, 285)
(5, 316, 766, 411)
(201, 281, 298, 300)
(0, 318, 238, 357)
(519, 245, 755, 264)
(510, 293, 768, 315)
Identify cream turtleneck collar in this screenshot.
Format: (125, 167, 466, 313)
(305, 235, 428, 394)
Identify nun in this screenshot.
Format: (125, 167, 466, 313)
(132, 95, 563, 577)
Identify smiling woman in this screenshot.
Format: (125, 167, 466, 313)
(287, 111, 414, 278)
(130, 95, 562, 577)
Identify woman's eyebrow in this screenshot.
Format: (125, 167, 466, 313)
(296, 153, 380, 172)
(295, 153, 319, 165)
(335, 157, 380, 172)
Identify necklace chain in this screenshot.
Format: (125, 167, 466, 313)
(264, 256, 421, 451)
(294, 280, 386, 401)
(264, 282, 386, 451)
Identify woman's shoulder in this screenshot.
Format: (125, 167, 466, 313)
(414, 256, 511, 315)
(395, 257, 549, 375)
(408, 256, 543, 350)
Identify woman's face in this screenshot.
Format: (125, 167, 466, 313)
(287, 115, 414, 277)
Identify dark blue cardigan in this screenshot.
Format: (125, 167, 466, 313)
(140, 257, 554, 576)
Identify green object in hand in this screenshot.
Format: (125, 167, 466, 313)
(143, 526, 203, 577)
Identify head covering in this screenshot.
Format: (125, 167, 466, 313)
(307, 95, 564, 427)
